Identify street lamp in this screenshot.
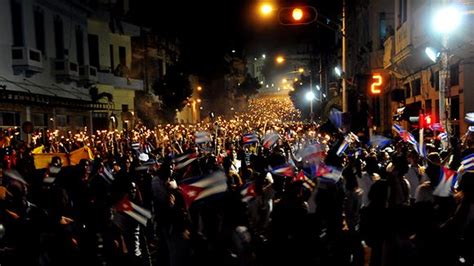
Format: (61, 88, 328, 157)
(197, 86, 202, 92)
(425, 47, 440, 63)
(259, 3, 274, 16)
(334, 66, 342, 77)
(305, 91, 316, 120)
(430, 4, 463, 136)
(276, 56, 285, 64)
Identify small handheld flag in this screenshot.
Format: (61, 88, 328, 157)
(433, 167, 458, 197)
(242, 133, 258, 145)
(115, 196, 152, 226)
(270, 164, 295, 177)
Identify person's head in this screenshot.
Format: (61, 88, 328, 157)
(426, 152, 441, 183)
(364, 155, 379, 175)
(368, 180, 389, 207)
(390, 155, 409, 178)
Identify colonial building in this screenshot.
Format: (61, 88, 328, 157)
(0, 0, 144, 135)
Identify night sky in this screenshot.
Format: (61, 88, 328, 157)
(129, 0, 342, 77)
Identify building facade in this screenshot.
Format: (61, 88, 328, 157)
(0, 0, 144, 135)
(379, 0, 474, 136)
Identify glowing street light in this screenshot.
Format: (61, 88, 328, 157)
(197, 86, 202, 92)
(262, 54, 266, 59)
(305, 91, 316, 120)
(276, 56, 285, 64)
(282, 78, 288, 83)
(432, 5, 462, 34)
(260, 3, 274, 16)
(425, 47, 440, 63)
(334, 66, 342, 77)
(298, 67, 305, 73)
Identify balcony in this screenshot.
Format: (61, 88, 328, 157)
(11, 46, 44, 75)
(383, 36, 395, 69)
(79, 65, 98, 84)
(54, 59, 79, 81)
(98, 72, 143, 90)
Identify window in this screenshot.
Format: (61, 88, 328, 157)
(55, 115, 67, 127)
(109, 45, 115, 70)
(54, 16, 64, 59)
(379, 12, 387, 48)
(11, 0, 24, 46)
(450, 63, 459, 86)
(34, 7, 45, 54)
(435, 100, 440, 120)
(398, 0, 408, 27)
(122, 104, 129, 112)
(451, 96, 460, 120)
(434, 71, 440, 91)
(0, 112, 20, 126)
(92, 112, 108, 131)
(32, 113, 46, 127)
(119, 46, 126, 65)
(404, 83, 411, 98)
(425, 99, 432, 115)
(76, 26, 84, 65)
(88, 34, 99, 69)
(412, 78, 421, 96)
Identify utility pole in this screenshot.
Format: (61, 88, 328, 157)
(342, 0, 348, 112)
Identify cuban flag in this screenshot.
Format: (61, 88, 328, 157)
(392, 124, 405, 135)
(461, 153, 474, 172)
(336, 137, 350, 157)
(263, 132, 279, 149)
(316, 163, 342, 183)
(173, 152, 198, 170)
(179, 170, 228, 207)
(414, 141, 426, 158)
(299, 143, 326, 160)
(270, 164, 295, 177)
(242, 133, 258, 145)
(292, 171, 316, 191)
(195, 131, 211, 144)
(438, 132, 448, 142)
(115, 196, 152, 226)
(433, 167, 458, 197)
(240, 181, 257, 202)
(370, 135, 391, 149)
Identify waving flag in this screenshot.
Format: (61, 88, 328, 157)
(263, 132, 279, 149)
(271, 164, 295, 177)
(438, 132, 448, 142)
(179, 170, 228, 207)
(329, 108, 343, 129)
(173, 152, 198, 170)
(336, 138, 350, 156)
(392, 124, 404, 135)
(195, 131, 211, 144)
(370, 135, 391, 149)
(240, 182, 257, 202)
(461, 153, 474, 172)
(242, 133, 258, 145)
(316, 164, 342, 183)
(292, 171, 316, 191)
(115, 196, 152, 226)
(433, 167, 458, 197)
(299, 143, 326, 160)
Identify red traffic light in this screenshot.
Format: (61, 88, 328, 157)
(279, 6, 318, 25)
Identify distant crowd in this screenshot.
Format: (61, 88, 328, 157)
(0, 96, 473, 266)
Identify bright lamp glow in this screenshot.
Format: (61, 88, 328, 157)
(334, 67, 342, 77)
(305, 91, 316, 101)
(316, 85, 321, 91)
(425, 47, 440, 63)
(292, 8, 304, 21)
(432, 6, 462, 34)
(260, 3, 274, 16)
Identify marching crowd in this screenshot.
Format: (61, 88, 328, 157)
(0, 96, 473, 266)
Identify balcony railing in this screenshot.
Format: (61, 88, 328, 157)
(98, 72, 143, 90)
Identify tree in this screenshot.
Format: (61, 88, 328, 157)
(236, 74, 261, 100)
(152, 64, 192, 122)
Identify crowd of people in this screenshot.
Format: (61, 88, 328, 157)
(0, 95, 473, 266)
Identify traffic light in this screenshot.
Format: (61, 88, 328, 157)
(279, 6, 318, 25)
(370, 73, 383, 95)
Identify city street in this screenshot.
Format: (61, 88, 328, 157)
(0, 0, 474, 265)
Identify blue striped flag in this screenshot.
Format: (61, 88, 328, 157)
(270, 164, 295, 177)
(329, 108, 343, 129)
(461, 153, 474, 172)
(433, 167, 458, 197)
(242, 133, 258, 145)
(195, 131, 211, 144)
(263, 132, 279, 149)
(179, 170, 228, 207)
(370, 135, 391, 149)
(336, 138, 350, 157)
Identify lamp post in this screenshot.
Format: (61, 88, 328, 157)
(431, 3, 462, 135)
(305, 91, 316, 121)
